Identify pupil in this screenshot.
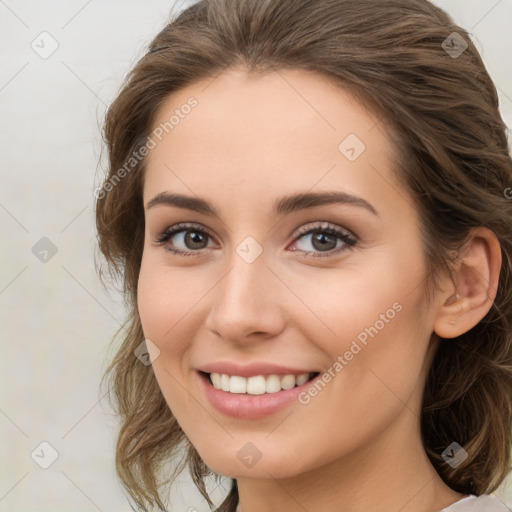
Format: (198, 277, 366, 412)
(313, 232, 336, 251)
(186, 231, 206, 249)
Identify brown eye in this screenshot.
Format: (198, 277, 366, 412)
(154, 223, 215, 256)
(290, 222, 357, 258)
(180, 230, 209, 250)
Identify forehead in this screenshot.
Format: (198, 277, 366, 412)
(143, 67, 403, 217)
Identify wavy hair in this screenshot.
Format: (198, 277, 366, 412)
(95, 0, 512, 510)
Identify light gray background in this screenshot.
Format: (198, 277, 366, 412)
(1, 1, 511, 511)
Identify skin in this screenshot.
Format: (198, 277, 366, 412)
(137, 67, 501, 512)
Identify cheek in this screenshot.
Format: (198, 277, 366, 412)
(137, 260, 167, 341)
(137, 255, 198, 347)
(294, 248, 424, 358)
(292, 246, 431, 415)
(137, 257, 199, 415)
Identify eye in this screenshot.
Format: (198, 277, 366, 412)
(288, 221, 357, 258)
(154, 222, 215, 257)
(153, 221, 357, 258)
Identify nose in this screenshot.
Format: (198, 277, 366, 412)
(203, 248, 286, 344)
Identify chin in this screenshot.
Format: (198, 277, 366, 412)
(199, 446, 309, 480)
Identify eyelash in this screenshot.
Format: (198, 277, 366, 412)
(154, 221, 357, 259)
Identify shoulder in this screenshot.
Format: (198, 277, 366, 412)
(441, 494, 511, 512)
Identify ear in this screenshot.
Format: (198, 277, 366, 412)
(433, 227, 502, 339)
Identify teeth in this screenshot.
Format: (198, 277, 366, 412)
(265, 375, 281, 393)
(295, 373, 310, 386)
(230, 375, 247, 394)
(221, 373, 230, 392)
(209, 372, 313, 395)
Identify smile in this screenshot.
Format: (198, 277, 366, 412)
(207, 372, 320, 395)
(197, 370, 323, 419)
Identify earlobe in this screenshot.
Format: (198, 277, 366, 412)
(433, 227, 501, 339)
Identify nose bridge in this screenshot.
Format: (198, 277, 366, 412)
(217, 228, 269, 306)
(204, 240, 284, 340)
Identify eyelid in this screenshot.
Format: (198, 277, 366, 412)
(292, 221, 355, 239)
(154, 222, 216, 243)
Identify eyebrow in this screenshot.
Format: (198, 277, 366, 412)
(145, 190, 378, 217)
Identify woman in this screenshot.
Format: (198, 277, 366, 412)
(95, 0, 512, 510)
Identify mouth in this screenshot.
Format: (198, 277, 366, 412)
(199, 370, 321, 395)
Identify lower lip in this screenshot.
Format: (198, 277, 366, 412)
(197, 371, 320, 419)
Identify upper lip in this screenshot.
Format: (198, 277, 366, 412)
(198, 361, 319, 378)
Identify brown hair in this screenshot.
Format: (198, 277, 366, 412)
(95, 0, 512, 510)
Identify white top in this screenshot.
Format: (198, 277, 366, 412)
(441, 494, 510, 511)
(234, 494, 511, 512)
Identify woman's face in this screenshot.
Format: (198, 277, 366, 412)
(138, 67, 441, 478)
